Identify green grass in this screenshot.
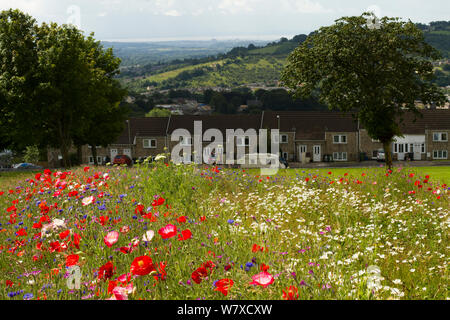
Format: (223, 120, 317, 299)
(261, 166, 450, 185)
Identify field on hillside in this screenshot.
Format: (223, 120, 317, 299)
(0, 161, 448, 300)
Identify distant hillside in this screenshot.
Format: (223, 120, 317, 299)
(122, 22, 450, 92)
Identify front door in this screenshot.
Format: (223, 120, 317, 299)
(413, 143, 422, 161)
(298, 145, 307, 162)
(313, 145, 321, 162)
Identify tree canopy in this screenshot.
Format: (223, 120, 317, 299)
(0, 9, 128, 167)
(281, 13, 448, 168)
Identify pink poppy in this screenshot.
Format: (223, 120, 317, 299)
(249, 272, 274, 288)
(158, 224, 177, 239)
(104, 231, 119, 248)
(81, 196, 95, 206)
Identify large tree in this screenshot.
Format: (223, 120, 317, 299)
(281, 13, 448, 168)
(0, 10, 42, 151)
(0, 10, 127, 168)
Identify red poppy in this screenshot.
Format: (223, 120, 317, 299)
(120, 247, 131, 254)
(98, 261, 115, 280)
(66, 254, 79, 267)
(191, 267, 209, 284)
(176, 216, 187, 224)
(134, 204, 145, 215)
(32, 222, 42, 229)
(260, 263, 270, 272)
(16, 228, 27, 237)
(152, 197, 165, 207)
(130, 256, 156, 276)
(214, 279, 234, 296)
(5, 280, 13, 287)
(158, 224, 177, 239)
(83, 167, 90, 172)
(59, 230, 70, 240)
(108, 280, 118, 295)
(73, 233, 81, 249)
(282, 286, 299, 300)
(178, 229, 192, 241)
(191, 261, 215, 284)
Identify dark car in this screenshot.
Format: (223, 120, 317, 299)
(113, 155, 132, 167)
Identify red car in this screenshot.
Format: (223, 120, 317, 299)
(113, 155, 132, 167)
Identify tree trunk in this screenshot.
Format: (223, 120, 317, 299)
(57, 120, 71, 168)
(91, 145, 98, 166)
(76, 145, 82, 166)
(383, 141, 393, 170)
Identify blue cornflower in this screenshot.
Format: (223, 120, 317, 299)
(23, 293, 34, 300)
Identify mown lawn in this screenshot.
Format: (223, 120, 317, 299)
(0, 161, 448, 300)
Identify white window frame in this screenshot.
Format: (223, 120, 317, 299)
(333, 152, 347, 161)
(421, 144, 426, 154)
(280, 134, 289, 144)
(333, 135, 347, 144)
(143, 139, 157, 149)
(433, 150, 448, 160)
(433, 132, 448, 142)
(89, 156, 103, 164)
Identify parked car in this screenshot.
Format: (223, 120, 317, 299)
(113, 155, 132, 167)
(13, 163, 43, 170)
(376, 149, 385, 162)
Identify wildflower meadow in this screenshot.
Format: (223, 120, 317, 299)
(0, 157, 448, 300)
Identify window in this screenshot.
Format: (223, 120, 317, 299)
(433, 132, 448, 142)
(88, 145, 102, 149)
(333, 135, 347, 144)
(394, 144, 398, 153)
(333, 152, 347, 161)
(143, 139, 157, 149)
(421, 144, 425, 154)
(433, 150, 448, 160)
(89, 156, 103, 164)
(398, 144, 404, 153)
(282, 152, 288, 160)
(280, 134, 288, 144)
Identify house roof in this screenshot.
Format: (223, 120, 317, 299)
(263, 111, 358, 140)
(112, 110, 450, 145)
(167, 114, 262, 135)
(114, 117, 169, 144)
(398, 110, 450, 134)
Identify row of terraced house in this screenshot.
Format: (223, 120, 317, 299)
(47, 110, 450, 167)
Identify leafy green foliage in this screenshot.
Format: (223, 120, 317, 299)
(145, 108, 172, 117)
(23, 145, 40, 164)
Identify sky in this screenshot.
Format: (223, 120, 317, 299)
(0, 0, 448, 41)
